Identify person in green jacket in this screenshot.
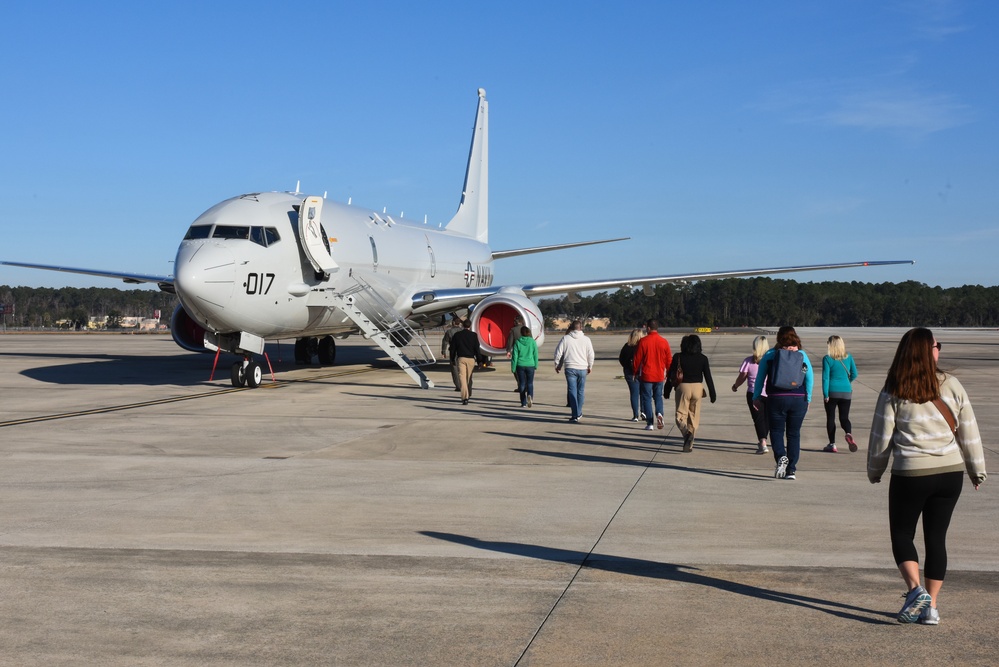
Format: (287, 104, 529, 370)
(822, 335, 859, 452)
(511, 326, 539, 408)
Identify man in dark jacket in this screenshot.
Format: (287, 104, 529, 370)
(449, 319, 480, 404)
(440, 317, 464, 391)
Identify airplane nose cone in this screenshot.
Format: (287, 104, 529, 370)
(174, 242, 237, 327)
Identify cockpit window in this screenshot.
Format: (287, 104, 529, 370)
(205, 225, 280, 247)
(184, 225, 213, 240)
(213, 225, 250, 240)
(248, 226, 282, 247)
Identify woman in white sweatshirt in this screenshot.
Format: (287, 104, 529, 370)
(868, 327, 987, 625)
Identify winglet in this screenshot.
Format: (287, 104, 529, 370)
(446, 89, 489, 243)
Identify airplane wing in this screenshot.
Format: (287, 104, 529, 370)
(491, 237, 628, 260)
(519, 259, 914, 297)
(409, 259, 914, 314)
(0, 261, 175, 292)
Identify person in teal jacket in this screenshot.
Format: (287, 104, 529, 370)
(511, 326, 539, 408)
(822, 335, 859, 453)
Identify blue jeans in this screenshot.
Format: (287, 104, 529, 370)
(515, 366, 535, 406)
(624, 372, 641, 418)
(565, 368, 587, 419)
(640, 381, 665, 427)
(767, 394, 809, 473)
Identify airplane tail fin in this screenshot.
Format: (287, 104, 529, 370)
(446, 88, 488, 243)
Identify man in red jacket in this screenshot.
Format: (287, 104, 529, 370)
(632, 319, 673, 430)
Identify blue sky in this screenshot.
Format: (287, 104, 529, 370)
(1, 1, 996, 290)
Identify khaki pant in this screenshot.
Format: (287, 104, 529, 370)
(674, 382, 704, 436)
(458, 357, 477, 400)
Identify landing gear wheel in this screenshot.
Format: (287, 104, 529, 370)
(245, 361, 262, 388)
(294, 338, 310, 365)
(318, 336, 337, 365)
(230, 362, 246, 387)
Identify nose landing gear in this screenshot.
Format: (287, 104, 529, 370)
(231, 358, 263, 388)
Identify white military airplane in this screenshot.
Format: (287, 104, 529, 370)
(3, 89, 912, 389)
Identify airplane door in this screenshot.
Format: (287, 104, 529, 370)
(426, 236, 436, 278)
(298, 196, 339, 276)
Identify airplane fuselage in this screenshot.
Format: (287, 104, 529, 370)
(173, 192, 494, 342)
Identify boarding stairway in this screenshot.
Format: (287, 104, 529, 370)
(328, 277, 435, 388)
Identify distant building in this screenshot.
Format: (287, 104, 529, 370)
(86, 315, 160, 330)
(551, 316, 609, 331)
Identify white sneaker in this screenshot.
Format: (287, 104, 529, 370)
(656, 413, 665, 430)
(918, 605, 940, 625)
(527, 395, 533, 408)
(644, 424, 655, 431)
(774, 456, 789, 479)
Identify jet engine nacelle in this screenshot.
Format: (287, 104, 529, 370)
(170, 304, 209, 352)
(471, 291, 545, 355)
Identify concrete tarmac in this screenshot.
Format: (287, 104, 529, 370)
(0, 328, 996, 666)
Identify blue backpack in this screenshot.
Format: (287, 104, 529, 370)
(769, 349, 806, 391)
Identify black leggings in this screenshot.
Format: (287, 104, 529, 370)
(888, 472, 964, 580)
(745, 392, 768, 440)
(824, 397, 852, 442)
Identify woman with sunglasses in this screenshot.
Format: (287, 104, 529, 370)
(868, 328, 987, 625)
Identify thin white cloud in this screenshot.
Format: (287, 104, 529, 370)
(757, 80, 973, 138)
(896, 0, 970, 41)
(819, 87, 973, 135)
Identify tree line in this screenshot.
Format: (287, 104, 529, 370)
(0, 286, 178, 329)
(2, 279, 998, 331)
(538, 279, 999, 329)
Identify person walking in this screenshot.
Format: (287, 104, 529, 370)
(868, 327, 986, 625)
(822, 335, 859, 453)
(505, 317, 524, 391)
(732, 335, 769, 454)
(632, 319, 672, 432)
(753, 326, 813, 480)
(619, 328, 646, 421)
(449, 319, 480, 405)
(665, 334, 716, 451)
(440, 317, 463, 391)
(553, 320, 595, 423)
(510, 325, 538, 408)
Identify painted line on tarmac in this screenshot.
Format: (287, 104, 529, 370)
(0, 366, 377, 428)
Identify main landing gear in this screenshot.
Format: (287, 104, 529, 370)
(231, 357, 263, 388)
(294, 335, 337, 365)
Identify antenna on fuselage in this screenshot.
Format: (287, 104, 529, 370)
(295, 180, 301, 195)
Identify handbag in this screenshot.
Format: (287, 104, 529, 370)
(669, 356, 684, 386)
